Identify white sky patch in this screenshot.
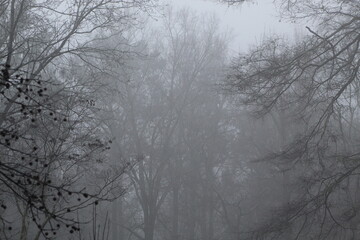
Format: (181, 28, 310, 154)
(163, 0, 304, 54)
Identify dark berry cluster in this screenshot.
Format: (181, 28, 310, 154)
(0, 65, 107, 237)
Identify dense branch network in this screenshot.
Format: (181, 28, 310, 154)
(225, 1, 360, 239)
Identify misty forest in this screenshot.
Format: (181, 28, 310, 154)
(1, 0, 360, 239)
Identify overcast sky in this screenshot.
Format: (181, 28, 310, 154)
(166, 0, 302, 53)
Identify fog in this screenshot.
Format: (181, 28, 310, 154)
(0, 0, 359, 240)
(169, 0, 300, 52)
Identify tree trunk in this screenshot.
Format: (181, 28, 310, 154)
(144, 211, 156, 240)
(172, 186, 179, 240)
(111, 199, 119, 240)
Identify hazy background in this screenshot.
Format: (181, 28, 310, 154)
(4, 0, 357, 239)
(167, 0, 301, 52)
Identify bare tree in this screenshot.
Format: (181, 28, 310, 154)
(225, 0, 360, 239)
(0, 0, 156, 238)
(93, 8, 232, 240)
